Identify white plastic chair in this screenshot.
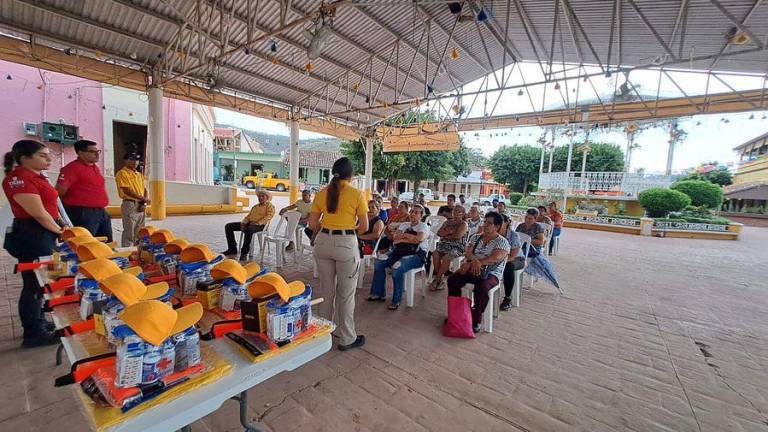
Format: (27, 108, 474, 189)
(239, 220, 271, 259)
(403, 265, 427, 307)
(505, 232, 530, 308)
(425, 215, 447, 252)
(357, 231, 387, 289)
(260, 211, 302, 268)
(461, 279, 501, 333)
(541, 223, 553, 256)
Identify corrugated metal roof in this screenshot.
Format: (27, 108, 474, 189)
(2, 0, 767, 128)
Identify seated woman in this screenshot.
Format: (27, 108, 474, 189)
(536, 205, 553, 225)
(466, 205, 483, 235)
(447, 212, 510, 333)
(547, 201, 563, 254)
(222, 190, 275, 261)
(378, 201, 410, 251)
(386, 197, 400, 220)
(429, 205, 468, 291)
(374, 195, 389, 223)
(367, 205, 430, 310)
(358, 200, 385, 257)
(515, 208, 546, 255)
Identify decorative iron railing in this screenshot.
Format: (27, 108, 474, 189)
(653, 221, 730, 232)
(538, 172, 675, 198)
(564, 214, 641, 227)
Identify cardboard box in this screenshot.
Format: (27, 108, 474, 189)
(197, 282, 222, 310)
(241, 294, 278, 333)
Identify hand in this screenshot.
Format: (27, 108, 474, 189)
(470, 259, 482, 277)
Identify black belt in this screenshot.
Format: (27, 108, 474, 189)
(321, 228, 356, 235)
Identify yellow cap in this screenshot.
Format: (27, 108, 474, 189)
(99, 273, 169, 305)
(62, 227, 91, 241)
(78, 258, 122, 281)
(67, 235, 96, 250)
(164, 239, 189, 254)
(180, 243, 216, 264)
(137, 226, 158, 238)
(247, 272, 305, 302)
(118, 300, 177, 346)
(76, 241, 132, 261)
(149, 229, 175, 245)
(123, 266, 143, 277)
(170, 302, 203, 335)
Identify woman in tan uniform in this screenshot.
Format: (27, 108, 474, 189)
(308, 157, 369, 351)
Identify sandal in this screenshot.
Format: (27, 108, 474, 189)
(388, 303, 400, 310)
(366, 295, 385, 302)
(429, 279, 443, 291)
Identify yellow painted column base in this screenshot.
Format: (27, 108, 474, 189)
(289, 184, 299, 204)
(150, 180, 167, 220)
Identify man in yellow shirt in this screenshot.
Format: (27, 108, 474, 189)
(279, 189, 312, 251)
(115, 152, 149, 246)
(222, 190, 275, 261)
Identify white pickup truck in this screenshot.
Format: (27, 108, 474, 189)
(399, 188, 434, 202)
(479, 194, 511, 206)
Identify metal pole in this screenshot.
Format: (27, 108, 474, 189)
(289, 118, 300, 203)
(563, 128, 575, 212)
(665, 128, 675, 176)
(625, 133, 634, 173)
(364, 135, 374, 200)
(148, 84, 166, 220)
(548, 128, 555, 173)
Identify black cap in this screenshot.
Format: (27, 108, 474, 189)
(123, 152, 142, 161)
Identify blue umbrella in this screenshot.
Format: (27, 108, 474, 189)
(525, 255, 562, 293)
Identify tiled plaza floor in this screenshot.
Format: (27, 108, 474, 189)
(1, 210, 767, 431)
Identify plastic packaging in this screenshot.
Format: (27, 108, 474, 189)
(79, 278, 108, 320)
(103, 299, 126, 347)
(219, 279, 251, 312)
(173, 327, 201, 372)
(158, 340, 176, 378)
(141, 343, 162, 385)
(266, 286, 312, 343)
(115, 334, 144, 388)
(179, 262, 213, 297)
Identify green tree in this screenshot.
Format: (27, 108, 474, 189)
(341, 138, 405, 196)
(488, 145, 541, 193)
(468, 147, 487, 168)
(671, 180, 724, 208)
(551, 142, 625, 172)
(638, 188, 691, 217)
(400, 151, 461, 200)
(681, 163, 733, 186)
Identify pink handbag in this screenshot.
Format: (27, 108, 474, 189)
(442, 296, 475, 338)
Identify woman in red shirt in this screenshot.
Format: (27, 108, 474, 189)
(547, 201, 563, 255)
(3, 140, 64, 347)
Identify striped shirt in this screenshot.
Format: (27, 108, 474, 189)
(467, 233, 510, 280)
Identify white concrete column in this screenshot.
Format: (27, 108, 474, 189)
(364, 136, 374, 199)
(563, 131, 575, 211)
(665, 140, 675, 176)
(148, 85, 166, 220)
(289, 119, 300, 203)
(539, 143, 545, 175)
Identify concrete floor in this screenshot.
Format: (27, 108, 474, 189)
(1, 208, 767, 431)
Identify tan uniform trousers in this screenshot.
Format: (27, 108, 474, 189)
(120, 200, 146, 247)
(313, 231, 360, 346)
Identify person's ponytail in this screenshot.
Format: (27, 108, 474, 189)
(4, 140, 45, 176)
(3, 152, 15, 175)
(326, 157, 354, 214)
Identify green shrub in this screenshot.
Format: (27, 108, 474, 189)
(638, 188, 691, 217)
(508, 192, 524, 205)
(671, 180, 723, 208)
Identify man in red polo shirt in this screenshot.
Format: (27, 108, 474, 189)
(56, 140, 113, 241)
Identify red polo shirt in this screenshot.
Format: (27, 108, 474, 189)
(2, 167, 60, 220)
(56, 159, 109, 208)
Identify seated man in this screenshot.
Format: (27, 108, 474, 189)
(367, 205, 429, 310)
(447, 212, 510, 333)
(536, 205, 553, 225)
(279, 189, 312, 251)
(222, 190, 275, 261)
(429, 205, 468, 291)
(437, 194, 456, 218)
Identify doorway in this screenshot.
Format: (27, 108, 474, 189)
(250, 163, 264, 175)
(113, 121, 147, 174)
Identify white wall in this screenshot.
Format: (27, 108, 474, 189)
(191, 105, 215, 185)
(101, 86, 150, 177)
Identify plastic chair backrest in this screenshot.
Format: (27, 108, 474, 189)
(516, 232, 531, 270)
(274, 211, 302, 240)
(426, 215, 447, 235)
(368, 231, 387, 256)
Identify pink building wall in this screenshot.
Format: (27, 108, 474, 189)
(0, 60, 194, 182)
(0, 61, 104, 173)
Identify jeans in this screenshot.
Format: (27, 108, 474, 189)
(18, 253, 48, 338)
(65, 206, 113, 242)
(549, 228, 561, 254)
(224, 222, 265, 255)
(502, 257, 526, 298)
(447, 273, 499, 326)
(370, 253, 425, 305)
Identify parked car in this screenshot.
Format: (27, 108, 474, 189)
(242, 173, 291, 191)
(480, 193, 511, 206)
(398, 188, 434, 202)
